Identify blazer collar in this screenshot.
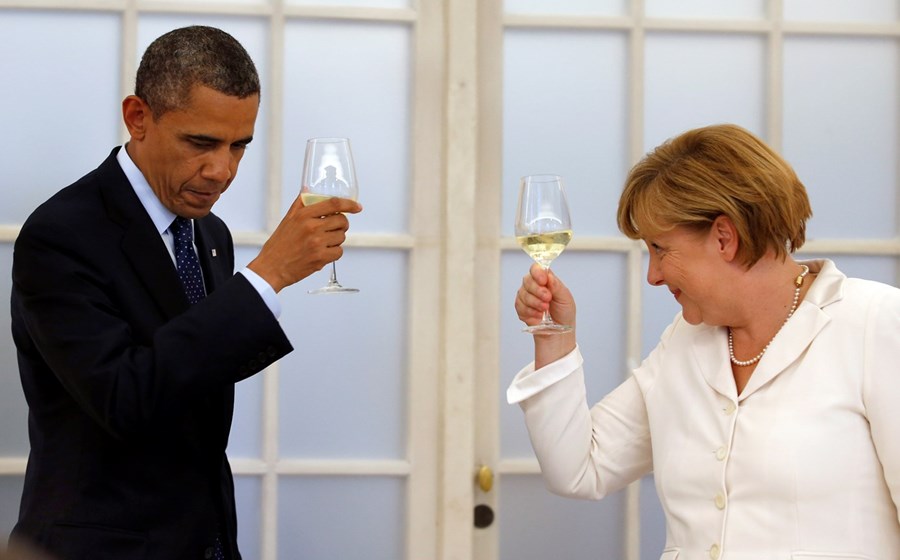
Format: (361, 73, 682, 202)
(193, 218, 229, 291)
(96, 148, 190, 318)
(694, 259, 844, 400)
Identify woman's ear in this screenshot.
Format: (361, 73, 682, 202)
(711, 215, 739, 262)
(122, 95, 150, 141)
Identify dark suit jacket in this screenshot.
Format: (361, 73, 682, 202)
(10, 148, 293, 559)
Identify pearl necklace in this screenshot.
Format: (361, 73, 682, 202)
(728, 264, 809, 367)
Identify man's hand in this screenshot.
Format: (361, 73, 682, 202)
(248, 195, 362, 292)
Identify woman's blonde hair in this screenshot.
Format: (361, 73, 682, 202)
(617, 123, 812, 267)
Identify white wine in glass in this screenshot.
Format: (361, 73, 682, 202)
(515, 174, 573, 334)
(301, 137, 359, 294)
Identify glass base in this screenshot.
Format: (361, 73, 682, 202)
(522, 322, 572, 334)
(308, 283, 359, 295)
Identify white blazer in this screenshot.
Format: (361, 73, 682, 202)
(508, 260, 900, 560)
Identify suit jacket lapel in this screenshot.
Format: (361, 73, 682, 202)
(738, 304, 830, 398)
(738, 260, 842, 399)
(691, 301, 830, 402)
(193, 218, 229, 293)
(692, 324, 739, 400)
(96, 149, 187, 318)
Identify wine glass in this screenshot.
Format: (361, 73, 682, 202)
(300, 137, 359, 294)
(515, 174, 573, 334)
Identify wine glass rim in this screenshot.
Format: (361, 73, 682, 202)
(521, 173, 563, 182)
(307, 137, 351, 143)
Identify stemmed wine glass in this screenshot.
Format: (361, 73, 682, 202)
(301, 137, 359, 294)
(515, 174, 573, 334)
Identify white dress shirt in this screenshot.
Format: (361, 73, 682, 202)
(508, 259, 900, 560)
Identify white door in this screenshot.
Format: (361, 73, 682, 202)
(469, 1, 900, 560)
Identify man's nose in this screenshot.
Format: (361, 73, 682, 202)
(202, 149, 233, 184)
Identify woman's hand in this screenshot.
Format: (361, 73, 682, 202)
(515, 263, 577, 368)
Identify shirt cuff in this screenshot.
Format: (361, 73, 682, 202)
(506, 345, 584, 404)
(238, 267, 282, 320)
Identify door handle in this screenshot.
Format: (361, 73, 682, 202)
(474, 466, 495, 528)
(476, 465, 493, 492)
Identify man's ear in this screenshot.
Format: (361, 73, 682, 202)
(711, 214, 739, 262)
(122, 95, 150, 140)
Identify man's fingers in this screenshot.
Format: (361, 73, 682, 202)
(300, 196, 362, 216)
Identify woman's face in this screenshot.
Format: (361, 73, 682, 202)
(644, 224, 725, 326)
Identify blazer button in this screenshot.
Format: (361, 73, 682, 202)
(714, 493, 726, 510)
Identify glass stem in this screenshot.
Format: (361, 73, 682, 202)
(539, 264, 555, 325)
(328, 261, 340, 286)
(540, 309, 555, 326)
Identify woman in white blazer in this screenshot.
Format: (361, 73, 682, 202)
(508, 124, 900, 560)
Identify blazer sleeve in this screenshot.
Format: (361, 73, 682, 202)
(862, 285, 900, 522)
(11, 213, 293, 440)
(511, 347, 653, 499)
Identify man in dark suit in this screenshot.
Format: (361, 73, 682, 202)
(9, 26, 361, 559)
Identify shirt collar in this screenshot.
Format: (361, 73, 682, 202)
(797, 258, 844, 309)
(116, 144, 178, 234)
